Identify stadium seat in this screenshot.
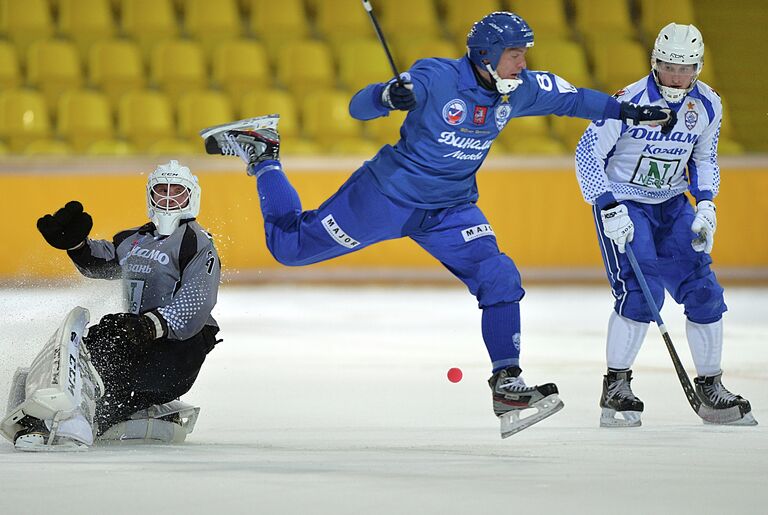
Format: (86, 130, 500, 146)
(276, 40, 335, 97)
(591, 38, 649, 93)
(0, 0, 53, 58)
(550, 115, 590, 151)
(212, 39, 270, 105)
(183, 0, 242, 57)
(718, 97, 744, 155)
(121, 0, 179, 58)
(506, 0, 571, 40)
(248, 0, 309, 55)
(150, 39, 207, 104)
(23, 139, 73, 156)
(314, 0, 372, 52)
(118, 89, 174, 151)
(88, 39, 145, 111)
(526, 38, 592, 88)
(641, 0, 696, 43)
(177, 90, 234, 148)
(146, 138, 198, 156)
(240, 88, 299, 138)
(328, 138, 381, 156)
(397, 38, 461, 70)
(443, 0, 501, 43)
(26, 39, 83, 115)
(338, 39, 394, 94)
(0, 42, 21, 90)
(573, 0, 635, 48)
(504, 136, 566, 155)
(86, 139, 136, 155)
(0, 89, 51, 151)
(380, 0, 440, 47)
(365, 110, 406, 146)
(57, 0, 116, 60)
(496, 116, 552, 148)
(301, 90, 363, 147)
(56, 89, 114, 152)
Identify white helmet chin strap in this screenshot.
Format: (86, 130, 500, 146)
(485, 63, 522, 94)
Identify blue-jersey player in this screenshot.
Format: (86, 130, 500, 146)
(202, 12, 676, 437)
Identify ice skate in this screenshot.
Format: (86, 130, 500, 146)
(694, 372, 757, 426)
(599, 369, 644, 427)
(488, 366, 563, 438)
(201, 115, 280, 168)
(13, 418, 87, 452)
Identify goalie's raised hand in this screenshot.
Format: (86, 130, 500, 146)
(37, 201, 92, 250)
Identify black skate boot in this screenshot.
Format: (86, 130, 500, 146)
(488, 366, 564, 438)
(694, 372, 757, 426)
(599, 369, 644, 427)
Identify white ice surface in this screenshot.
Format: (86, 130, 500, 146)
(0, 284, 766, 515)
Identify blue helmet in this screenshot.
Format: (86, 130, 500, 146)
(467, 12, 534, 69)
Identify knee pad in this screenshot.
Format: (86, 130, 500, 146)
(684, 284, 726, 324)
(476, 254, 524, 307)
(617, 286, 665, 323)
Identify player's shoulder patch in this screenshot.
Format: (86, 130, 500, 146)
(612, 88, 627, 99)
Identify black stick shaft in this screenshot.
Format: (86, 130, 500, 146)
(361, 0, 403, 85)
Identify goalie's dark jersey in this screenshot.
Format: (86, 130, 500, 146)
(67, 219, 220, 340)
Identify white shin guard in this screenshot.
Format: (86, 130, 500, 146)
(686, 318, 723, 377)
(606, 311, 650, 370)
(98, 400, 200, 444)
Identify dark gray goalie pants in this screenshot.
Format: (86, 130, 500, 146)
(85, 324, 219, 434)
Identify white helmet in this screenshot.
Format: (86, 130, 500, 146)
(651, 23, 705, 103)
(146, 160, 200, 236)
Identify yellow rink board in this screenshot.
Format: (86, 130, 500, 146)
(1, 159, 766, 280)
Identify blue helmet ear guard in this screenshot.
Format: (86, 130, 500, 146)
(467, 12, 534, 69)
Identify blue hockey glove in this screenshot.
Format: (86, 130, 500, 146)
(619, 102, 677, 134)
(381, 80, 417, 111)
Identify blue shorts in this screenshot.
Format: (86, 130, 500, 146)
(261, 167, 524, 307)
(593, 194, 726, 324)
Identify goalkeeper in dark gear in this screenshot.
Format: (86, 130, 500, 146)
(2, 160, 221, 451)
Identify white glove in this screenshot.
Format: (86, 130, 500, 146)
(691, 200, 716, 253)
(601, 204, 634, 254)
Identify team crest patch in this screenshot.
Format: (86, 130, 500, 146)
(461, 224, 495, 242)
(684, 108, 698, 130)
(495, 104, 512, 131)
(473, 106, 488, 125)
(322, 214, 360, 249)
(442, 99, 467, 126)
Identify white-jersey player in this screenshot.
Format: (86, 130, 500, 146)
(575, 23, 756, 427)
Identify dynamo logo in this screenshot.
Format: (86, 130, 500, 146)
(442, 99, 467, 126)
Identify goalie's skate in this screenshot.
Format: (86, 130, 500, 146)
(13, 418, 87, 452)
(488, 366, 564, 438)
(599, 369, 644, 428)
(695, 372, 758, 426)
(200, 115, 280, 168)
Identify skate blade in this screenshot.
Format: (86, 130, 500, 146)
(199, 115, 280, 139)
(599, 408, 642, 428)
(703, 410, 758, 426)
(15, 434, 88, 452)
(499, 393, 564, 438)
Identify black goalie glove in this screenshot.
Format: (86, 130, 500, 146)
(619, 102, 677, 135)
(37, 201, 92, 250)
(97, 312, 166, 349)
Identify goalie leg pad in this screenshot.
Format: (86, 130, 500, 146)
(98, 400, 200, 444)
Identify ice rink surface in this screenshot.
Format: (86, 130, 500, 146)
(0, 283, 766, 515)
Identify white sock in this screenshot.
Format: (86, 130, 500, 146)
(686, 318, 723, 377)
(606, 311, 649, 370)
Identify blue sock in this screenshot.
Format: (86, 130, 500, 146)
(254, 161, 302, 221)
(482, 302, 521, 372)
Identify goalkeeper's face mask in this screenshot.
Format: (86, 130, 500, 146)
(146, 160, 200, 236)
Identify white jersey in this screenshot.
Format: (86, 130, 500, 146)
(575, 74, 721, 208)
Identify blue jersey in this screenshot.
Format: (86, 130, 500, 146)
(349, 56, 622, 209)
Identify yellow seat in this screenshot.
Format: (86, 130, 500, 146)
(338, 39, 395, 93)
(380, 0, 440, 46)
(0, 0, 53, 58)
(0, 141, 7, 154)
(86, 139, 136, 155)
(574, 0, 635, 47)
(150, 39, 207, 104)
(496, 116, 551, 148)
(121, 0, 179, 59)
(302, 90, 363, 146)
(276, 40, 335, 97)
(147, 138, 198, 156)
(526, 38, 592, 88)
(177, 90, 234, 148)
(506, 0, 571, 40)
(56, 89, 114, 152)
(24, 139, 73, 156)
(591, 38, 649, 93)
(443, 0, 501, 43)
(212, 39, 270, 105)
(240, 88, 299, 138)
(505, 136, 566, 155)
(328, 138, 381, 156)
(641, 0, 696, 43)
(0, 89, 51, 152)
(26, 39, 83, 115)
(248, 0, 309, 55)
(550, 115, 590, 151)
(88, 39, 145, 111)
(397, 38, 460, 70)
(117, 89, 174, 151)
(315, 0, 372, 52)
(183, 0, 242, 56)
(366, 110, 406, 146)
(57, 0, 116, 60)
(0, 42, 21, 90)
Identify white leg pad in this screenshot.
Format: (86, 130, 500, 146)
(98, 400, 200, 444)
